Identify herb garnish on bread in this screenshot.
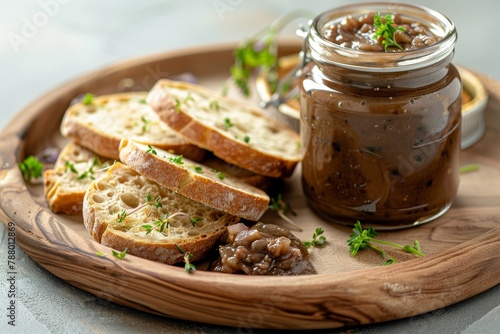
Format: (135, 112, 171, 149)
(83, 162, 239, 264)
(146, 79, 304, 178)
(119, 138, 270, 221)
(44, 141, 112, 214)
(60, 91, 206, 161)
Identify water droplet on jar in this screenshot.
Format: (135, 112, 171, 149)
(360, 100, 366, 106)
(373, 134, 380, 139)
(387, 125, 393, 130)
(409, 99, 415, 104)
(374, 87, 380, 91)
(338, 101, 344, 108)
(387, 85, 392, 89)
(406, 125, 411, 129)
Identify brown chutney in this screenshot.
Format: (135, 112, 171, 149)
(325, 11, 439, 51)
(300, 3, 461, 228)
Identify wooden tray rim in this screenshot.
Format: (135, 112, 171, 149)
(0, 42, 499, 330)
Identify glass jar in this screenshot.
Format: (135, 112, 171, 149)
(299, 3, 461, 229)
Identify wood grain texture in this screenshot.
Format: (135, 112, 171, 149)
(0, 43, 499, 330)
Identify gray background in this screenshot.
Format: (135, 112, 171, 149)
(1, 0, 499, 333)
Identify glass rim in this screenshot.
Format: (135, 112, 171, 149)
(308, 2, 457, 72)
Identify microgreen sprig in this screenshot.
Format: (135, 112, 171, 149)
(168, 155, 184, 165)
(190, 217, 202, 227)
(112, 247, 127, 259)
(145, 145, 157, 155)
(373, 13, 405, 51)
(140, 115, 150, 133)
(78, 168, 95, 180)
(174, 99, 181, 113)
(140, 212, 201, 235)
(224, 10, 313, 97)
(223, 117, 234, 130)
(303, 227, 326, 248)
(268, 193, 302, 231)
(176, 244, 196, 273)
(65, 157, 101, 180)
(209, 99, 220, 111)
(116, 193, 162, 223)
(142, 213, 170, 234)
(184, 92, 195, 103)
(347, 221, 425, 265)
(82, 93, 94, 105)
(64, 161, 78, 174)
(18, 155, 43, 182)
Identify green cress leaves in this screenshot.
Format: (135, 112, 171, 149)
(112, 248, 128, 259)
(303, 227, 326, 249)
(347, 221, 424, 265)
(225, 10, 313, 97)
(64, 157, 101, 181)
(230, 36, 277, 97)
(373, 13, 405, 51)
(267, 193, 302, 231)
(82, 93, 94, 105)
(145, 145, 157, 155)
(168, 155, 184, 165)
(19, 155, 43, 182)
(176, 244, 196, 273)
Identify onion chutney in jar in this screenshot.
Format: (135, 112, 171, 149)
(299, 3, 461, 229)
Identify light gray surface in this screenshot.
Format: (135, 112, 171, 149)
(0, 1, 499, 333)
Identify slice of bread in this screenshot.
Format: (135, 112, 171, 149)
(44, 141, 112, 214)
(60, 91, 206, 161)
(118, 138, 270, 221)
(83, 162, 239, 264)
(200, 153, 278, 192)
(146, 79, 304, 178)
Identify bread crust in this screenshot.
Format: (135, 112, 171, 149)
(43, 141, 112, 215)
(60, 91, 206, 161)
(44, 169, 84, 214)
(147, 80, 303, 178)
(82, 162, 239, 264)
(119, 138, 270, 221)
(200, 153, 278, 192)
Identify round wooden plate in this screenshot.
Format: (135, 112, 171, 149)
(0, 42, 499, 330)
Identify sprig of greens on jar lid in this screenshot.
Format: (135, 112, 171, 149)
(325, 10, 440, 51)
(372, 13, 405, 51)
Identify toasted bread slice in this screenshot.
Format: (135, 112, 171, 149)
(200, 153, 278, 192)
(44, 141, 112, 214)
(119, 138, 270, 221)
(146, 79, 304, 178)
(60, 91, 206, 161)
(83, 162, 239, 264)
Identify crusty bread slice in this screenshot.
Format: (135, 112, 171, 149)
(119, 138, 270, 221)
(200, 153, 278, 192)
(60, 91, 206, 161)
(44, 141, 112, 214)
(83, 162, 239, 264)
(146, 79, 304, 178)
